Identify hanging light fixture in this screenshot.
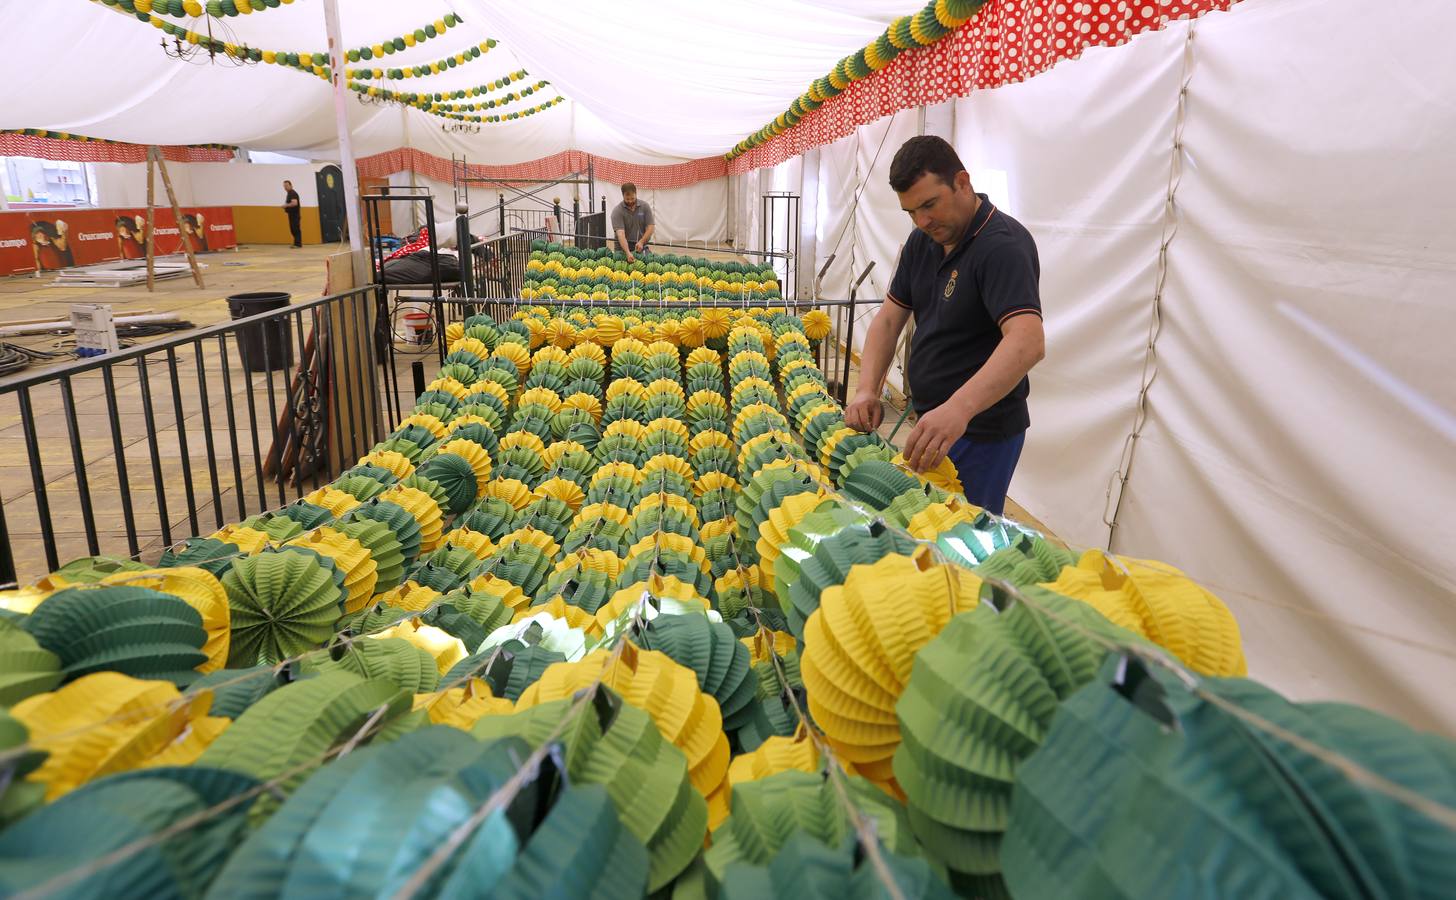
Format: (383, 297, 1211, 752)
(442, 122, 481, 135)
(160, 15, 259, 67)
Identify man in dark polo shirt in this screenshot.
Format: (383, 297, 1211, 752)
(610, 182, 655, 263)
(845, 136, 1045, 515)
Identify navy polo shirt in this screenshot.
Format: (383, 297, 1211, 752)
(887, 193, 1042, 441)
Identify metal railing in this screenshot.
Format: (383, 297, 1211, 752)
(0, 287, 383, 588)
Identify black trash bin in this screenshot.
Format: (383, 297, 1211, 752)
(227, 292, 293, 373)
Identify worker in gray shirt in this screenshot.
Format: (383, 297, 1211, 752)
(610, 182, 655, 263)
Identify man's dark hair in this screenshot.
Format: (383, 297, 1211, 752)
(621, 182, 637, 195)
(888, 135, 966, 193)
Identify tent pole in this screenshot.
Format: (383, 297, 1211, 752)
(323, 0, 363, 254)
(144, 150, 156, 292)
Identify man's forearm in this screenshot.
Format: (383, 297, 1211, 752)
(944, 327, 1043, 419)
(640, 224, 656, 246)
(615, 229, 631, 252)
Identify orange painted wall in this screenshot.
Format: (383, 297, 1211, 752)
(232, 205, 323, 245)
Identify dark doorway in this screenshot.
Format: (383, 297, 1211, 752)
(316, 165, 346, 243)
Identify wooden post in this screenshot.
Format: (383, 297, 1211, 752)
(144, 151, 156, 291)
(149, 146, 205, 288)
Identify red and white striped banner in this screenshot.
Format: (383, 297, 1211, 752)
(0, 133, 235, 165)
(356, 147, 728, 190)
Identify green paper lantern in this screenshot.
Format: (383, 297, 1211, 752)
(221, 550, 347, 666)
(22, 586, 207, 685)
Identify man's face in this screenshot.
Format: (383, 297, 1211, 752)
(623, 192, 637, 210)
(897, 170, 973, 244)
(283, 181, 292, 190)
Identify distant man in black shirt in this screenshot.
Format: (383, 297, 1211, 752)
(282, 180, 302, 248)
(844, 136, 1045, 515)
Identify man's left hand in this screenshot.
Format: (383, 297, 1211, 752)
(634, 242, 645, 252)
(902, 400, 973, 472)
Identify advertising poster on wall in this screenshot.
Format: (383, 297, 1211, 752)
(0, 206, 236, 276)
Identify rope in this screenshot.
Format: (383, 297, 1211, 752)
(1103, 20, 1197, 549)
(819, 110, 901, 277)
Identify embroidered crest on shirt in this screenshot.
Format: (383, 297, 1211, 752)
(943, 269, 958, 301)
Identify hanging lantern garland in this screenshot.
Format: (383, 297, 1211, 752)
(347, 40, 500, 81)
(99, 0, 293, 17)
(358, 70, 539, 104)
(342, 17, 470, 63)
(99, 0, 465, 61)
(432, 82, 551, 114)
(725, 0, 987, 160)
(428, 81, 553, 113)
(435, 96, 567, 125)
(356, 76, 549, 113)
(91, 0, 472, 83)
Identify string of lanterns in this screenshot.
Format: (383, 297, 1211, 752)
(352, 73, 544, 110)
(84, 0, 560, 127)
(726, 0, 985, 160)
(434, 96, 567, 124)
(347, 39, 500, 81)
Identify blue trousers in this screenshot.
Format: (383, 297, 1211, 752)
(945, 431, 1026, 516)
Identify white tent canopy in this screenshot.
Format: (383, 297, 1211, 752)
(0, 0, 913, 163)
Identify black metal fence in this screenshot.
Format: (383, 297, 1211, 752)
(0, 191, 865, 588)
(0, 287, 382, 588)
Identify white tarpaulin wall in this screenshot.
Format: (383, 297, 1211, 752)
(737, 0, 1456, 734)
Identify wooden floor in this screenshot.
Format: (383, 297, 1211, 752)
(0, 244, 350, 580)
(0, 247, 1056, 584)
(0, 243, 346, 339)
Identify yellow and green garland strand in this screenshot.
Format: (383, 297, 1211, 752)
(116, 0, 293, 18)
(90, 0, 565, 126)
(92, 0, 470, 80)
(436, 96, 566, 125)
(347, 40, 501, 81)
(98, 0, 464, 63)
(725, 0, 986, 160)
(354, 79, 562, 124)
(340, 16, 467, 63)
(432, 81, 551, 114)
(354, 74, 550, 112)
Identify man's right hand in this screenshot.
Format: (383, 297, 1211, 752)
(844, 390, 884, 433)
(624, 250, 635, 264)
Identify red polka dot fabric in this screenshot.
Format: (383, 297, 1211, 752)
(0, 134, 235, 164)
(728, 0, 1238, 175)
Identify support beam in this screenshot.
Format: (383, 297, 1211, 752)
(151, 146, 204, 288)
(144, 152, 156, 291)
(323, 0, 364, 253)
